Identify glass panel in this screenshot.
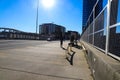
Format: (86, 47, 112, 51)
(86, 28, 89, 42)
(110, 0, 119, 25)
(88, 26, 90, 34)
(109, 26, 120, 57)
(116, 26, 120, 33)
(94, 9, 106, 32)
(82, 29, 89, 43)
(104, 8, 107, 29)
(89, 23, 93, 34)
(89, 34, 93, 44)
(95, 0, 103, 18)
(90, 12, 93, 24)
(95, 13, 104, 32)
(94, 31, 106, 50)
(117, 0, 120, 23)
(103, 0, 107, 8)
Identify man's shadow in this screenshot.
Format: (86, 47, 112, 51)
(73, 44, 83, 49)
(61, 43, 82, 65)
(61, 46, 75, 65)
(66, 50, 76, 65)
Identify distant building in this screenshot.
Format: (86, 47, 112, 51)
(39, 23, 66, 35)
(65, 30, 80, 40)
(39, 23, 66, 39)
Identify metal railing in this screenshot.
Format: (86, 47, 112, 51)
(0, 27, 39, 40)
(81, 0, 120, 60)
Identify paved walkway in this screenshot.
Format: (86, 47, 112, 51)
(0, 41, 93, 80)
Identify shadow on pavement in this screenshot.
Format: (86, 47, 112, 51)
(62, 43, 83, 65)
(73, 44, 83, 49)
(66, 50, 76, 65)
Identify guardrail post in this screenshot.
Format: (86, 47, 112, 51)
(105, 0, 111, 55)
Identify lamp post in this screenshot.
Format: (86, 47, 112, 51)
(36, 0, 39, 34)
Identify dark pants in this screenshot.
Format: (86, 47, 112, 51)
(60, 40, 63, 47)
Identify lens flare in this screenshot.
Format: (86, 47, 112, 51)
(41, 0, 55, 9)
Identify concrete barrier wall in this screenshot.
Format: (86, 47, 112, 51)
(81, 41, 120, 80)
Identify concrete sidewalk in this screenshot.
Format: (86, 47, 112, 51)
(0, 41, 93, 80)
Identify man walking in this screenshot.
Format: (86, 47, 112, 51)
(60, 32, 64, 48)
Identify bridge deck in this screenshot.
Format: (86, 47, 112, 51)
(0, 40, 93, 80)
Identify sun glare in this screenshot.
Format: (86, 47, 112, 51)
(41, 0, 55, 9)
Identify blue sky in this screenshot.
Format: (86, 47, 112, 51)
(0, 0, 83, 33)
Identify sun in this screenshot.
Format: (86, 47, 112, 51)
(41, 0, 55, 9)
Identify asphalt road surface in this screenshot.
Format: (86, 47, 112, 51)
(0, 40, 92, 80)
(0, 40, 49, 50)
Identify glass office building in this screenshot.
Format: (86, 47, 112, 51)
(39, 23, 66, 35)
(82, 0, 104, 32)
(82, 0, 97, 32)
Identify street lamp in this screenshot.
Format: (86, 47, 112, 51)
(36, 0, 39, 34)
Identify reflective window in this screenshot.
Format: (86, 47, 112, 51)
(103, 0, 107, 8)
(116, 26, 120, 33)
(104, 8, 107, 29)
(109, 26, 120, 57)
(117, 0, 120, 23)
(95, 0, 103, 18)
(110, 0, 119, 25)
(94, 9, 106, 31)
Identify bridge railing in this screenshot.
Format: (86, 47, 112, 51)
(0, 28, 39, 40)
(81, 0, 120, 60)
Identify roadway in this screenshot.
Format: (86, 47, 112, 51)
(0, 40, 48, 50)
(0, 40, 93, 80)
